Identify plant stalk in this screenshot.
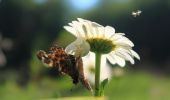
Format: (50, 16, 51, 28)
(94, 52, 102, 96)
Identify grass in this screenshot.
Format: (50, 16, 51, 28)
(0, 71, 170, 100)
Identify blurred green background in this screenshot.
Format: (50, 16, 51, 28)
(0, 0, 170, 100)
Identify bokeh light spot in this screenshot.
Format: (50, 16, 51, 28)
(68, 0, 99, 11)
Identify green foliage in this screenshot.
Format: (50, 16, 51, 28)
(29, 34, 49, 78)
(100, 78, 109, 96)
(1, 71, 170, 100)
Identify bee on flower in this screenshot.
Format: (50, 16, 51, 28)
(132, 10, 142, 17)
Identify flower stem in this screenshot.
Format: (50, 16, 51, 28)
(94, 52, 101, 96)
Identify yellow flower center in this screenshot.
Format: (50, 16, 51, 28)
(86, 38, 115, 54)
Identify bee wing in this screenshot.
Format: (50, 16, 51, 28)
(132, 12, 136, 15)
(136, 10, 142, 16)
(132, 12, 137, 17)
(137, 10, 142, 14)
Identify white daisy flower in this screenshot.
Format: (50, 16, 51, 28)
(64, 18, 140, 67)
(83, 52, 112, 85)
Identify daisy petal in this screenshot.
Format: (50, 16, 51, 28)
(82, 21, 94, 38)
(72, 21, 85, 37)
(112, 54, 126, 67)
(110, 34, 124, 40)
(115, 51, 134, 64)
(63, 26, 77, 36)
(116, 33, 125, 35)
(106, 54, 116, 64)
(82, 52, 95, 65)
(83, 52, 112, 84)
(86, 22, 95, 37)
(101, 55, 107, 66)
(114, 37, 134, 47)
(65, 38, 90, 57)
(130, 50, 140, 60)
(97, 27, 105, 37)
(77, 18, 85, 22)
(91, 22, 102, 27)
(105, 26, 115, 38)
(68, 22, 73, 26)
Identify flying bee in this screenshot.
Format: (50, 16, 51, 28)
(132, 10, 142, 17)
(37, 45, 92, 91)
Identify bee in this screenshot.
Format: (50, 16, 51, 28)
(37, 45, 92, 91)
(132, 10, 142, 17)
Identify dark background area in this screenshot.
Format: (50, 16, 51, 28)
(0, 0, 170, 99)
(1, 0, 170, 71)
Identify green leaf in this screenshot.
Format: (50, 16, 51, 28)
(100, 78, 109, 96)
